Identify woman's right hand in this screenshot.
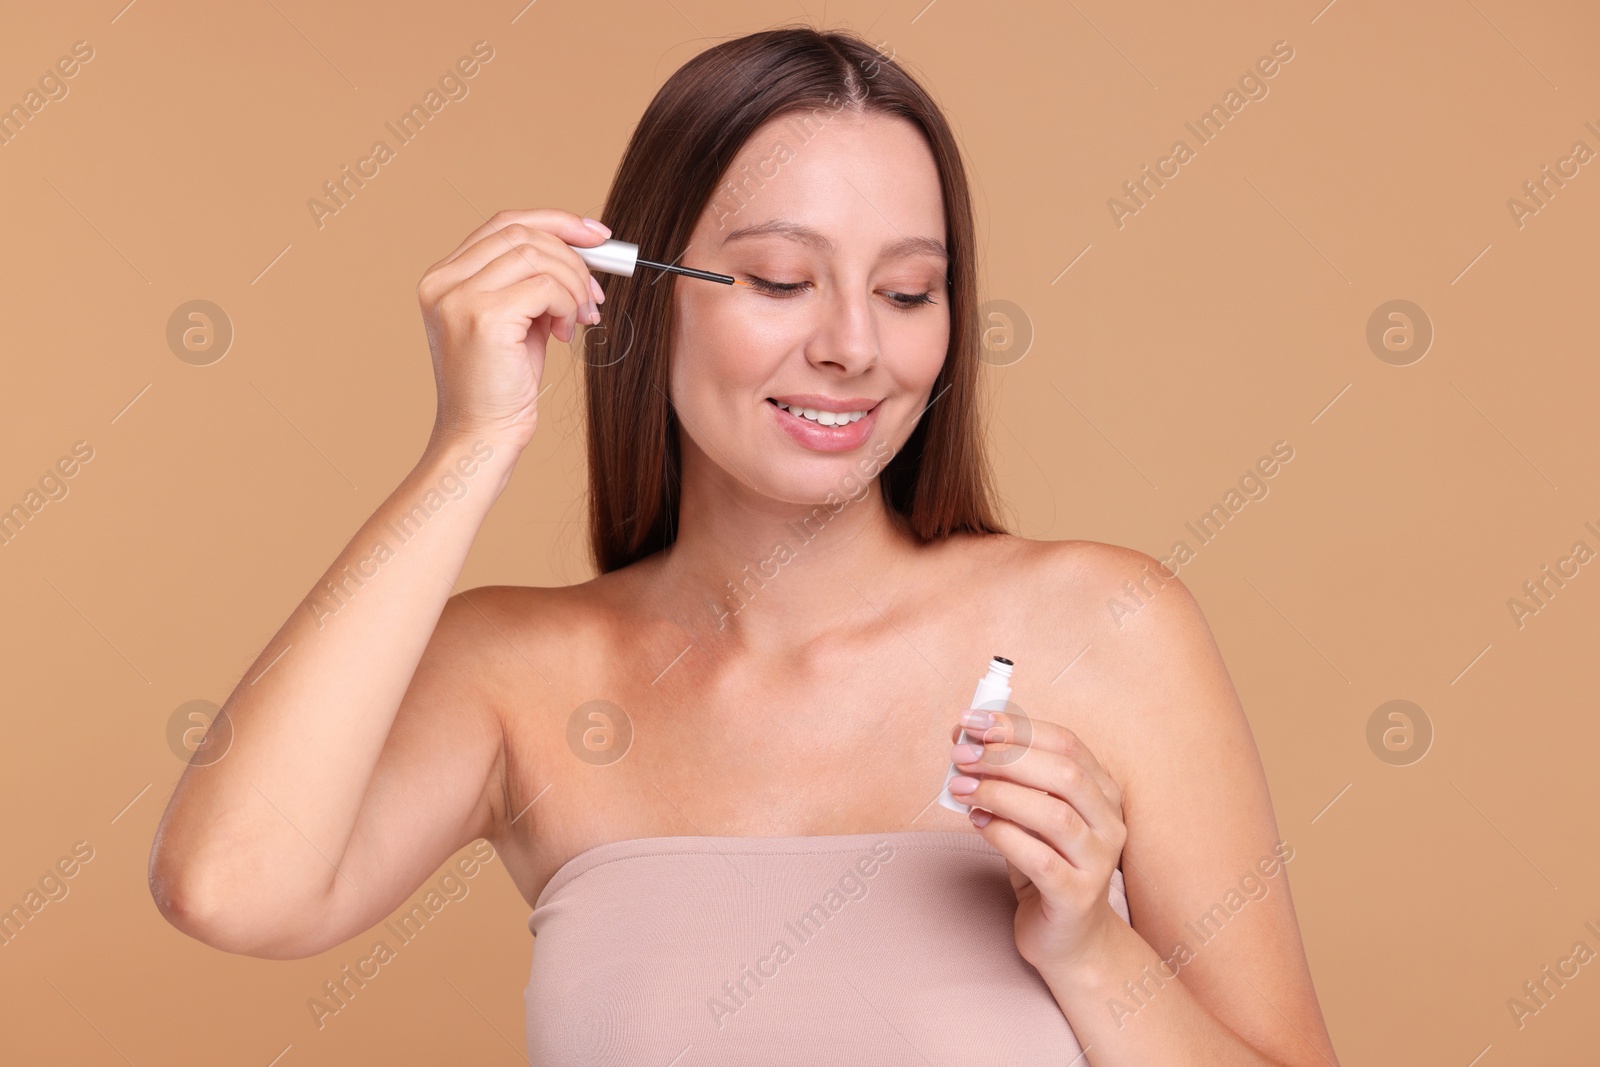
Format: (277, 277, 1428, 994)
(417, 209, 610, 452)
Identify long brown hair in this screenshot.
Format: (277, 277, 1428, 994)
(581, 25, 1007, 575)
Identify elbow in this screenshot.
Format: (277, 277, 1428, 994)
(147, 841, 327, 960)
(148, 860, 217, 946)
(146, 846, 249, 955)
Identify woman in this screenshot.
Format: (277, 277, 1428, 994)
(149, 26, 1339, 1066)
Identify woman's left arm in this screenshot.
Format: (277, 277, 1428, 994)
(950, 545, 1339, 1066)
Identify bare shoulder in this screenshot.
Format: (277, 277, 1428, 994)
(985, 537, 1225, 782)
(440, 580, 603, 640)
(437, 575, 623, 699)
(1013, 536, 1214, 678)
(1009, 539, 1336, 1065)
(984, 534, 1212, 652)
(427, 576, 624, 837)
(1013, 536, 1197, 609)
(436, 562, 667, 739)
(995, 535, 1255, 784)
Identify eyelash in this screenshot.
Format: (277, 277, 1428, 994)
(743, 275, 938, 310)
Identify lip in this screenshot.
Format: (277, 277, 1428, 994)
(766, 397, 877, 452)
(767, 394, 882, 414)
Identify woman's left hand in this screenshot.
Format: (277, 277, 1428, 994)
(947, 708, 1129, 975)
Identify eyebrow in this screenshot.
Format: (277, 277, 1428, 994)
(720, 219, 948, 263)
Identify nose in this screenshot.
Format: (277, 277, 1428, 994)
(805, 280, 879, 375)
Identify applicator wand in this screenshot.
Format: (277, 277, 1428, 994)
(569, 238, 750, 286)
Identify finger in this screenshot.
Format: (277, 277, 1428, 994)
(477, 273, 583, 338)
(421, 223, 599, 323)
(966, 709, 1121, 811)
(443, 227, 596, 308)
(954, 737, 1122, 840)
(461, 240, 595, 324)
(464, 275, 582, 347)
(970, 810, 1087, 898)
(432, 208, 608, 272)
(429, 232, 596, 347)
(955, 773, 1099, 871)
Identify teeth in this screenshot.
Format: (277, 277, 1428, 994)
(774, 400, 868, 425)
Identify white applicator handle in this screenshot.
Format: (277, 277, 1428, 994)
(938, 656, 1014, 814)
(570, 238, 640, 277)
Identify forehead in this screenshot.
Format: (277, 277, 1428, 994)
(696, 109, 946, 250)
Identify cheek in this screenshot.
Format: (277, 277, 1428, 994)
(735, 315, 809, 375)
(703, 296, 800, 378)
(670, 292, 776, 413)
(889, 314, 949, 386)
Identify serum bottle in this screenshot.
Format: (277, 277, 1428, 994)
(938, 656, 1014, 813)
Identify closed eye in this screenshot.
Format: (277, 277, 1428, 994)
(742, 275, 939, 310)
(743, 275, 810, 296)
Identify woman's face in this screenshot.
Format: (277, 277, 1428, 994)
(668, 108, 950, 505)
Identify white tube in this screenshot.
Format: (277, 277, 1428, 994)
(938, 656, 1014, 814)
(569, 238, 640, 277)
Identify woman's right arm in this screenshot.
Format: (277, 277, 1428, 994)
(147, 209, 611, 959)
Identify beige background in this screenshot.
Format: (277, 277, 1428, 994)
(2, 0, 1597, 1063)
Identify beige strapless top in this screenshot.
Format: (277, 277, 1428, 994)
(525, 829, 1130, 1065)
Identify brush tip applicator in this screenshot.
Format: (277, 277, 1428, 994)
(568, 238, 748, 286)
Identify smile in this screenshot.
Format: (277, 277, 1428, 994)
(765, 397, 880, 453)
(768, 399, 870, 425)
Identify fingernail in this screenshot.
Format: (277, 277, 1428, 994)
(582, 216, 612, 237)
(588, 275, 605, 304)
(970, 809, 992, 827)
(584, 300, 600, 324)
(961, 710, 995, 730)
(952, 743, 984, 763)
(948, 775, 980, 795)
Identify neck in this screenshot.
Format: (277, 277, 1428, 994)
(655, 439, 915, 655)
